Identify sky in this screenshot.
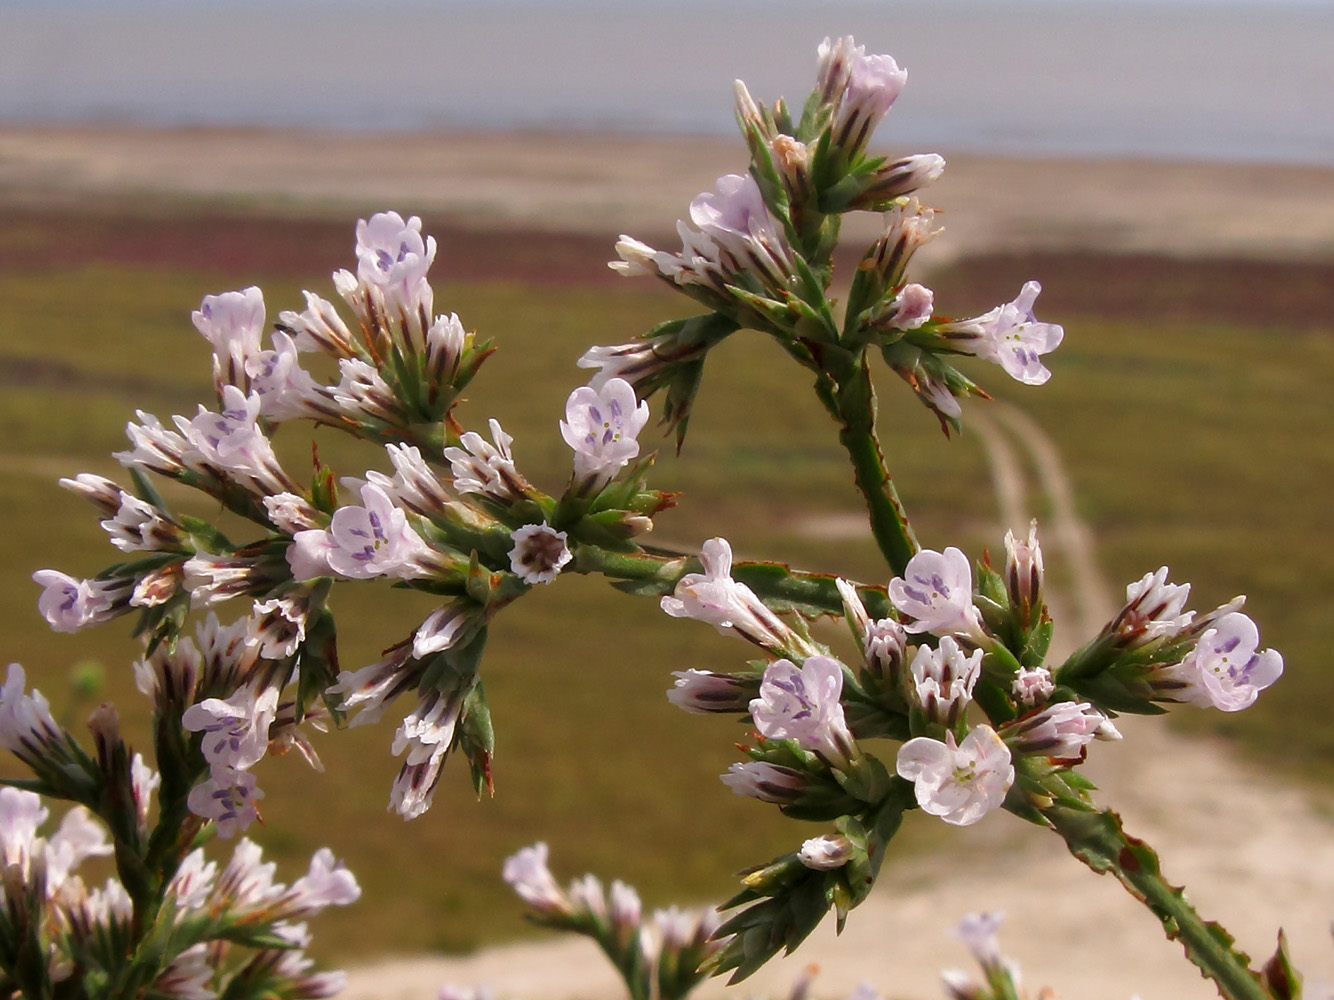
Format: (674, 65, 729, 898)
(1, 0, 1331, 163)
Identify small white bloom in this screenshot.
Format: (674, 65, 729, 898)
(248, 593, 310, 659)
(332, 358, 400, 424)
(1160, 612, 1283, 712)
(951, 910, 1005, 968)
(661, 537, 802, 654)
(577, 335, 677, 391)
(246, 330, 331, 422)
(667, 669, 754, 714)
(412, 603, 475, 660)
(177, 385, 292, 495)
(326, 646, 414, 728)
(276, 290, 355, 356)
(560, 377, 650, 492)
(0, 786, 48, 872)
(114, 410, 191, 477)
(46, 806, 113, 890)
(445, 419, 528, 500)
(720, 761, 805, 803)
(885, 283, 934, 330)
(750, 656, 855, 767)
(1005, 701, 1114, 760)
(353, 210, 436, 318)
(889, 547, 987, 642)
(284, 847, 361, 917)
(508, 524, 572, 585)
(1003, 519, 1044, 619)
(1113, 566, 1194, 648)
(263, 492, 324, 534)
(909, 636, 983, 727)
(798, 834, 853, 870)
(1011, 666, 1055, 707)
(0, 663, 63, 755)
(502, 842, 570, 915)
(896, 726, 1014, 827)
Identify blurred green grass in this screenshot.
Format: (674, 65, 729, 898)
(1, 226, 1330, 961)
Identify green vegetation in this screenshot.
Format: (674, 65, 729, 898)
(1, 226, 1329, 961)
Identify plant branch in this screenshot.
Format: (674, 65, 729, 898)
(1042, 803, 1275, 1000)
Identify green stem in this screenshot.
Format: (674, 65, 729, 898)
(1043, 804, 1273, 1000)
(829, 359, 918, 576)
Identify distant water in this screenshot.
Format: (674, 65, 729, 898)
(2, 0, 1332, 165)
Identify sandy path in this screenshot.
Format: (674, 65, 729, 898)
(342, 400, 1334, 1000)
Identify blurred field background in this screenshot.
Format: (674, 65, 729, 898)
(1, 187, 1331, 963)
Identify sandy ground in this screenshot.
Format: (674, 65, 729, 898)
(3, 127, 1331, 999)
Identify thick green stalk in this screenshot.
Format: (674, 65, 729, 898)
(1043, 804, 1274, 1000)
(828, 358, 918, 576)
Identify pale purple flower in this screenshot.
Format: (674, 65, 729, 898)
(889, 547, 987, 643)
(352, 210, 437, 318)
(576, 334, 678, 393)
(186, 767, 264, 838)
(560, 377, 650, 492)
(502, 842, 570, 915)
(276, 290, 355, 357)
(33, 570, 131, 633)
(609, 879, 642, 940)
(951, 911, 1005, 968)
(332, 358, 400, 424)
(896, 726, 1014, 826)
(1011, 666, 1055, 707)
(1159, 612, 1283, 712)
(661, 537, 804, 654)
(176, 385, 292, 495)
(182, 684, 280, 772)
(720, 761, 806, 803)
(284, 847, 361, 917)
(364, 443, 454, 519)
(1004, 701, 1119, 760)
(508, 524, 572, 585)
(0, 663, 64, 755)
(687, 173, 793, 286)
(245, 330, 332, 422)
(831, 47, 909, 154)
(909, 636, 983, 727)
(102, 492, 184, 552)
(798, 834, 853, 870)
(193, 286, 265, 390)
(667, 669, 754, 715)
(114, 410, 191, 478)
(290, 483, 433, 581)
(939, 282, 1064, 386)
(445, 419, 528, 500)
(750, 656, 855, 766)
(864, 618, 908, 681)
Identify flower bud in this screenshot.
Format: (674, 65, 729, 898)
(1004, 520, 1044, 626)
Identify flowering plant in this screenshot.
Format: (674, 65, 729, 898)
(2, 34, 1302, 1000)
